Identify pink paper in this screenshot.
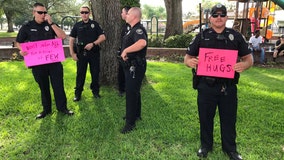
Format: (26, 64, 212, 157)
(20, 38, 65, 67)
(197, 48, 238, 79)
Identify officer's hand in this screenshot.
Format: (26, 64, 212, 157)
(184, 55, 198, 68)
(19, 50, 28, 56)
(234, 62, 249, 73)
(44, 14, 52, 24)
(121, 51, 128, 61)
(84, 43, 94, 51)
(71, 53, 78, 61)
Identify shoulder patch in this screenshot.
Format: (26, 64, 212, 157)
(45, 26, 50, 31)
(136, 29, 143, 35)
(229, 34, 234, 41)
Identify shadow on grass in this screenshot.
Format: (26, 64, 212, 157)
(9, 75, 202, 159)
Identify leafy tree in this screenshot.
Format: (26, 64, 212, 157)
(90, 0, 123, 85)
(87, 0, 140, 85)
(120, 0, 140, 8)
(0, 0, 81, 32)
(0, 9, 5, 30)
(142, 4, 166, 19)
(0, 0, 28, 32)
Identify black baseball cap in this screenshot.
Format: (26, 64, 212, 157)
(210, 4, 227, 15)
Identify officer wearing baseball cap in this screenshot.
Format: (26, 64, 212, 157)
(210, 3, 227, 15)
(184, 3, 253, 160)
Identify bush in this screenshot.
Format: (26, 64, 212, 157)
(148, 34, 164, 47)
(164, 34, 194, 48)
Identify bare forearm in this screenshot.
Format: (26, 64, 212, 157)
(52, 25, 66, 39)
(93, 34, 106, 45)
(124, 39, 147, 54)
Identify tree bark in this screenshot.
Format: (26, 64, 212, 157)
(90, 0, 121, 85)
(164, 0, 183, 40)
(4, 10, 14, 33)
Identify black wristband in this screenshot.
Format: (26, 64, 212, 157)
(50, 22, 55, 26)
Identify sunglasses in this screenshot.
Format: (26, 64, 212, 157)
(80, 11, 90, 14)
(35, 11, 47, 15)
(212, 13, 226, 18)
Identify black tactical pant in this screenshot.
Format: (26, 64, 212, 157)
(75, 51, 100, 97)
(197, 80, 238, 153)
(32, 62, 67, 112)
(118, 62, 125, 93)
(124, 59, 146, 125)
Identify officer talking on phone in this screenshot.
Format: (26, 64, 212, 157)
(15, 2, 74, 119)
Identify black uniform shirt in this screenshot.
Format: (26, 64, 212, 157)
(186, 28, 250, 57)
(70, 19, 105, 45)
(121, 22, 147, 59)
(16, 20, 56, 42)
(121, 23, 130, 46)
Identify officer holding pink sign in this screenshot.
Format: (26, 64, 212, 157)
(184, 4, 253, 160)
(15, 2, 74, 119)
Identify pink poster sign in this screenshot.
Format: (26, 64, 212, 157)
(20, 38, 65, 67)
(197, 48, 238, 79)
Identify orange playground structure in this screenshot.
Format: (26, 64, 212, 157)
(183, 0, 284, 40)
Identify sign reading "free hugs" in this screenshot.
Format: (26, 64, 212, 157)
(197, 48, 238, 79)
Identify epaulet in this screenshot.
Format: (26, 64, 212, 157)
(225, 27, 234, 33)
(203, 28, 210, 32)
(23, 20, 31, 26)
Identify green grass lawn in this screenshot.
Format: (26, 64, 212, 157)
(0, 59, 284, 159)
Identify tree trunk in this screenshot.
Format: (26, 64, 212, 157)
(90, 0, 121, 86)
(4, 11, 14, 32)
(164, 0, 183, 40)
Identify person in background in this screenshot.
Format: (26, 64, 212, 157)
(69, 6, 106, 101)
(117, 6, 131, 97)
(248, 30, 265, 64)
(184, 4, 253, 160)
(273, 35, 284, 62)
(15, 2, 74, 119)
(120, 7, 147, 134)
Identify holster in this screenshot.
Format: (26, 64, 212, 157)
(117, 56, 131, 68)
(76, 42, 85, 54)
(192, 68, 200, 89)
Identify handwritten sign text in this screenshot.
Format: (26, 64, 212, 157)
(197, 48, 238, 79)
(20, 39, 65, 67)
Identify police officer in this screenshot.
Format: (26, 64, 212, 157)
(184, 4, 253, 160)
(15, 2, 74, 119)
(69, 6, 106, 101)
(120, 7, 147, 134)
(117, 6, 131, 97)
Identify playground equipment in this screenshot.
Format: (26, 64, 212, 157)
(183, 0, 284, 40)
(231, 0, 284, 40)
(183, 20, 200, 33)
